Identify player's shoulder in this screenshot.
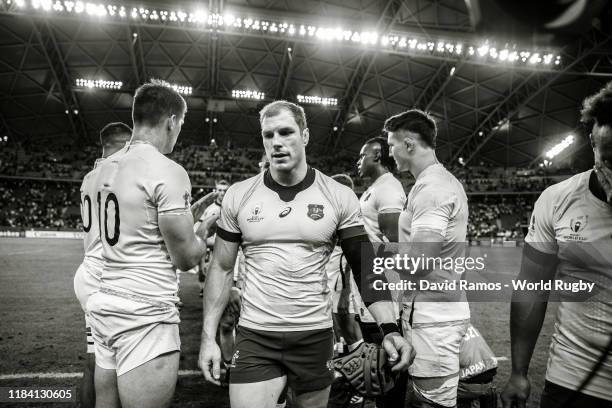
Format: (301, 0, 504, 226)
(222, 173, 264, 206)
(537, 170, 589, 207)
(315, 169, 356, 198)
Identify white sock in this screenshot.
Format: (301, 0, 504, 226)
(347, 339, 364, 352)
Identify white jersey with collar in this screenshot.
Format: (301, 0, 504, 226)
(526, 170, 612, 401)
(93, 142, 192, 304)
(398, 163, 470, 324)
(217, 167, 364, 331)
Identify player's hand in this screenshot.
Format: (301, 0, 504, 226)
(501, 372, 530, 408)
(594, 161, 612, 204)
(198, 338, 222, 386)
(228, 287, 241, 315)
(191, 192, 218, 221)
(382, 332, 413, 372)
(337, 289, 351, 315)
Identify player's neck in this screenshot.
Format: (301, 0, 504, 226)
(410, 152, 439, 179)
(589, 170, 608, 203)
(271, 161, 308, 186)
(368, 167, 389, 184)
(131, 128, 166, 152)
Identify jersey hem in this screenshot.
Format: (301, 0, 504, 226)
(238, 320, 333, 332)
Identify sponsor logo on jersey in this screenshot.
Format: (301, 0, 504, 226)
(529, 214, 536, 234)
(247, 202, 264, 222)
(307, 204, 324, 220)
(570, 215, 588, 233)
(279, 207, 292, 218)
(563, 215, 588, 241)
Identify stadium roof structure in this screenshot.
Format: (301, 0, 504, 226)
(1, 0, 611, 169)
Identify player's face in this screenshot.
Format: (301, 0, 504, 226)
(356, 144, 377, 178)
(215, 184, 229, 202)
(592, 123, 612, 170)
(261, 109, 308, 173)
(387, 131, 411, 172)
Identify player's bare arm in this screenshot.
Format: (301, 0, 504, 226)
(199, 235, 239, 385)
(159, 212, 206, 271)
(377, 212, 400, 242)
(191, 191, 217, 221)
(501, 243, 558, 408)
(339, 229, 412, 372)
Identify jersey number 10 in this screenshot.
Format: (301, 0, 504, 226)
(81, 192, 120, 246)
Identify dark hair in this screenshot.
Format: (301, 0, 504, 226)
(99, 122, 132, 147)
(259, 100, 307, 132)
(331, 174, 354, 190)
(581, 81, 612, 128)
(216, 180, 230, 186)
(132, 79, 187, 127)
(365, 136, 395, 171)
(383, 109, 437, 148)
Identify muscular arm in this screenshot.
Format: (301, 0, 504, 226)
(509, 243, 558, 376)
(159, 212, 206, 271)
(201, 235, 240, 343)
(378, 212, 400, 242)
(340, 231, 397, 326)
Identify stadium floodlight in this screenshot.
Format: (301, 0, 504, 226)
(232, 89, 265, 100)
(6, 0, 563, 69)
(296, 95, 337, 107)
(75, 78, 123, 89)
(169, 83, 192, 95)
(545, 134, 574, 159)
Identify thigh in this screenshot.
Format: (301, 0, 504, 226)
(540, 381, 612, 408)
(230, 376, 287, 408)
(117, 351, 180, 408)
(293, 385, 331, 408)
(284, 328, 334, 394)
(94, 365, 120, 408)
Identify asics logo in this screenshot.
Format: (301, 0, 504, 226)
(279, 207, 292, 217)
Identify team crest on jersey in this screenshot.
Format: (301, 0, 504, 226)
(570, 215, 588, 233)
(247, 202, 264, 222)
(307, 204, 324, 220)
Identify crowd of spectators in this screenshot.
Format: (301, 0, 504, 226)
(1, 143, 574, 237)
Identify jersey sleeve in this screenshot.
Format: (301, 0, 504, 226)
(410, 185, 455, 236)
(336, 186, 365, 240)
(154, 163, 192, 214)
(525, 187, 558, 254)
(374, 180, 405, 214)
(217, 185, 242, 242)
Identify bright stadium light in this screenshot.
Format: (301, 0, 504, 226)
(169, 83, 192, 95)
(296, 94, 337, 106)
(232, 89, 265, 100)
(75, 78, 123, 89)
(5, 0, 563, 68)
(545, 134, 574, 159)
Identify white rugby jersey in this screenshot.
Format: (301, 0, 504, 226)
(526, 170, 612, 401)
(80, 158, 106, 271)
(399, 163, 470, 324)
(217, 167, 365, 331)
(94, 141, 192, 304)
(359, 172, 406, 242)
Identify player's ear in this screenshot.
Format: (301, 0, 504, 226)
(167, 114, 176, 131)
(302, 128, 310, 146)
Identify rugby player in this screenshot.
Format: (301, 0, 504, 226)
(196, 180, 230, 297)
(199, 100, 412, 408)
(88, 79, 206, 408)
(386, 109, 471, 407)
(74, 122, 131, 407)
(501, 82, 612, 407)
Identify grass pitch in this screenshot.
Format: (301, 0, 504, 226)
(0, 238, 558, 407)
